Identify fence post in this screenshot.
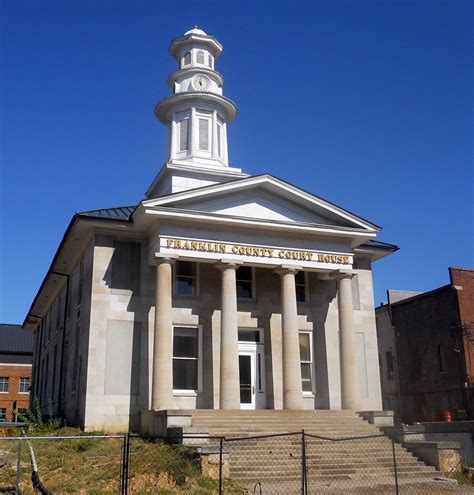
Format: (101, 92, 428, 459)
(301, 430, 307, 495)
(15, 439, 21, 495)
(218, 436, 224, 495)
(121, 433, 130, 495)
(391, 438, 399, 495)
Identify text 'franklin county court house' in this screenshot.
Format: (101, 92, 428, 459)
(23, 28, 398, 432)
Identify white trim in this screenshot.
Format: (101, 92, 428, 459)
(0, 364, 32, 367)
(143, 207, 377, 240)
(172, 324, 203, 394)
(299, 330, 315, 396)
(142, 175, 379, 231)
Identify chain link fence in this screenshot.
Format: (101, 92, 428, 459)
(0, 429, 472, 494)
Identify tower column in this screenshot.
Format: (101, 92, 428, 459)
(151, 257, 175, 410)
(217, 261, 241, 409)
(190, 107, 197, 156)
(275, 266, 304, 410)
(338, 274, 361, 410)
(212, 110, 218, 159)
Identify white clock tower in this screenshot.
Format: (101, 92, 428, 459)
(149, 27, 247, 197)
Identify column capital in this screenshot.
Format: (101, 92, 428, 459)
(274, 265, 303, 276)
(215, 258, 242, 271)
(152, 253, 179, 266)
(318, 269, 355, 281)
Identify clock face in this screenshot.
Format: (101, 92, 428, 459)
(192, 74, 211, 91)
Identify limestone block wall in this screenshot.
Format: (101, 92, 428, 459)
(84, 234, 153, 432)
(80, 234, 382, 431)
(350, 257, 383, 411)
(32, 239, 94, 429)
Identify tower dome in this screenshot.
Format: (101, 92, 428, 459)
(184, 26, 207, 36)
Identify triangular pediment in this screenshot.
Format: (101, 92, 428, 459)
(142, 174, 379, 232)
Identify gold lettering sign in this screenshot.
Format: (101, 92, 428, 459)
(163, 238, 351, 265)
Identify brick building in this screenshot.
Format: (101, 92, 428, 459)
(376, 267, 474, 423)
(0, 324, 34, 422)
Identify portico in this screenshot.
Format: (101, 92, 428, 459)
(148, 236, 369, 412)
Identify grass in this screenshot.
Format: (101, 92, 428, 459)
(0, 427, 244, 494)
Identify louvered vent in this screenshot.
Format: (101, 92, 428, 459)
(197, 51, 205, 64)
(179, 119, 189, 151)
(199, 119, 209, 150)
(184, 52, 191, 65)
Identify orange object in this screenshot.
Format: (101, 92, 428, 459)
(442, 411, 452, 422)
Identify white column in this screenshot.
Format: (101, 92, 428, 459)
(217, 262, 240, 409)
(338, 274, 361, 410)
(191, 107, 198, 156)
(276, 267, 304, 410)
(222, 122, 228, 165)
(212, 110, 218, 159)
(151, 258, 175, 410)
(169, 113, 177, 161)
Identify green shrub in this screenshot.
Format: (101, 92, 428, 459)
(17, 397, 63, 434)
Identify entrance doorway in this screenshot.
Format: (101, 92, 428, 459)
(238, 329, 266, 409)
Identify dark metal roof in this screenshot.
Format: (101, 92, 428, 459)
(361, 239, 399, 251)
(77, 206, 135, 221)
(0, 324, 34, 355)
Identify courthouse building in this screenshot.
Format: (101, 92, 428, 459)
(23, 28, 397, 432)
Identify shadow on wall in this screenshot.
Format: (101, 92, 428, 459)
(103, 239, 151, 432)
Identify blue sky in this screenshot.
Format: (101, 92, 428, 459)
(1, 0, 472, 323)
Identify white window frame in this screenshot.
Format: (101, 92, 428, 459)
(299, 331, 314, 396)
(0, 408, 6, 422)
(172, 324, 202, 395)
(295, 271, 309, 304)
(0, 377, 9, 394)
(173, 261, 199, 297)
(19, 377, 30, 394)
(236, 266, 256, 301)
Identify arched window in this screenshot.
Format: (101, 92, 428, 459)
(196, 50, 205, 64)
(183, 52, 191, 66)
(208, 54, 213, 69)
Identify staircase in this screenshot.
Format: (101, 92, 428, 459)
(191, 410, 453, 494)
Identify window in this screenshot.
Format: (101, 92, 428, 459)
(236, 266, 253, 299)
(196, 50, 205, 64)
(386, 351, 394, 379)
(16, 409, 27, 421)
(173, 327, 200, 391)
(0, 377, 9, 393)
(174, 261, 197, 296)
(19, 377, 30, 393)
(0, 409, 6, 422)
(198, 118, 210, 150)
(238, 330, 261, 343)
(208, 54, 213, 68)
(438, 344, 448, 373)
(179, 118, 189, 152)
(295, 271, 307, 303)
(183, 52, 191, 65)
(299, 333, 313, 393)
